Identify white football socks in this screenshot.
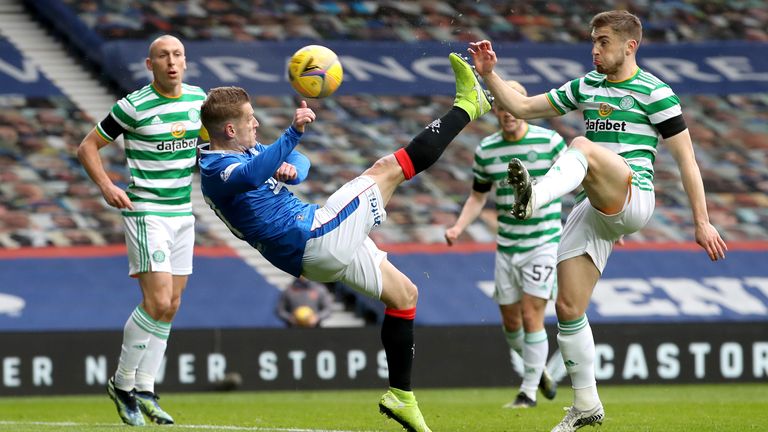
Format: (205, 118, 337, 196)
(504, 327, 524, 358)
(114, 306, 153, 391)
(533, 148, 588, 210)
(135, 327, 170, 393)
(558, 315, 600, 410)
(521, 330, 549, 401)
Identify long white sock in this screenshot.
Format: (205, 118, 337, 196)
(114, 306, 154, 391)
(503, 327, 524, 358)
(135, 320, 171, 393)
(557, 315, 600, 410)
(521, 330, 549, 400)
(533, 148, 588, 210)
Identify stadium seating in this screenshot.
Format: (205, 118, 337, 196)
(2, 1, 766, 329)
(235, 92, 768, 244)
(20, 0, 765, 246)
(58, 0, 768, 43)
(2, 91, 764, 251)
(0, 95, 226, 248)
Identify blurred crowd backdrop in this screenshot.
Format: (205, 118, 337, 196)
(1, 0, 767, 250)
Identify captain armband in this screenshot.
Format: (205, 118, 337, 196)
(98, 114, 126, 141)
(656, 114, 687, 139)
(472, 178, 492, 193)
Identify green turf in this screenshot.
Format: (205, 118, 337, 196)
(0, 384, 766, 431)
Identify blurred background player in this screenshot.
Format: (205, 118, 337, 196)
(469, 10, 727, 432)
(197, 53, 491, 432)
(276, 277, 333, 328)
(445, 80, 564, 408)
(77, 35, 205, 426)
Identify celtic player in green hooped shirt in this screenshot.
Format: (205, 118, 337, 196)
(445, 80, 564, 410)
(468, 10, 727, 432)
(78, 35, 206, 427)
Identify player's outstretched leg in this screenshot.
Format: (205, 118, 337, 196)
(393, 53, 492, 182)
(449, 52, 493, 121)
(551, 404, 605, 432)
(540, 368, 558, 400)
(507, 158, 534, 219)
(135, 390, 175, 425)
(107, 376, 146, 426)
(379, 388, 432, 432)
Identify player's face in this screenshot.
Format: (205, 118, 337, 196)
(590, 27, 627, 76)
(147, 38, 186, 93)
(232, 102, 259, 148)
(495, 107, 523, 136)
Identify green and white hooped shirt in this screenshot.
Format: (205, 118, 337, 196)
(96, 83, 206, 216)
(473, 124, 567, 254)
(546, 68, 685, 193)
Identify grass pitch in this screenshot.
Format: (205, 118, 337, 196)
(0, 384, 766, 431)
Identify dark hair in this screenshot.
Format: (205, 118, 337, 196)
(200, 86, 250, 132)
(590, 10, 642, 44)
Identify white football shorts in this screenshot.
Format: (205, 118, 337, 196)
(558, 180, 655, 273)
(301, 176, 387, 299)
(123, 214, 195, 277)
(494, 242, 558, 305)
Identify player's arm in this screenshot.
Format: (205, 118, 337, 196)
(468, 40, 559, 119)
(445, 180, 491, 246)
(485, 73, 559, 119)
(291, 100, 315, 133)
(223, 127, 305, 193)
(77, 115, 133, 210)
(208, 100, 315, 193)
(664, 129, 727, 261)
(267, 100, 315, 184)
(264, 101, 315, 185)
(275, 150, 310, 185)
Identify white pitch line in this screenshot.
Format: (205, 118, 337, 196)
(0, 421, 381, 432)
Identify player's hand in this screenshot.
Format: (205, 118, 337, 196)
(100, 183, 133, 210)
(615, 235, 625, 246)
(444, 226, 462, 246)
(695, 222, 727, 261)
(468, 40, 497, 77)
(292, 100, 316, 133)
(273, 162, 298, 182)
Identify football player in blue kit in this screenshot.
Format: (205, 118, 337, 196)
(198, 53, 492, 432)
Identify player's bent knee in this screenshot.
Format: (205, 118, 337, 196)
(379, 259, 419, 309)
(406, 282, 418, 307)
(144, 298, 175, 320)
(384, 279, 418, 310)
(569, 136, 593, 152)
(165, 298, 182, 319)
(395, 281, 418, 310)
(521, 307, 545, 328)
(554, 298, 582, 322)
(363, 155, 404, 183)
(501, 316, 520, 332)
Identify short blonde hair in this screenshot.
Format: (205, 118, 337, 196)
(201, 86, 251, 133)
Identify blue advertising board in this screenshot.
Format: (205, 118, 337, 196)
(388, 248, 768, 325)
(101, 40, 768, 96)
(0, 253, 283, 331)
(1, 247, 766, 331)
